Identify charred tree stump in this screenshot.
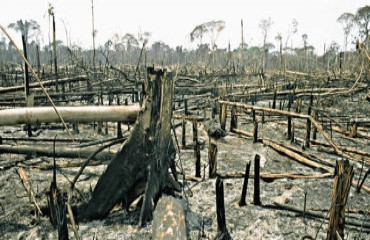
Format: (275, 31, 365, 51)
(209, 140, 218, 178)
(74, 67, 180, 227)
(252, 154, 261, 205)
(230, 106, 238, 132)
(326, 160, 353, 240)
(238, 160, 251, 206)
(215, 177, 231, 240)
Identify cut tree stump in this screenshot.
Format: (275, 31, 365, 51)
(74, 67, 180, 226)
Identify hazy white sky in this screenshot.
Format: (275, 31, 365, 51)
(0, 0, 368, 54)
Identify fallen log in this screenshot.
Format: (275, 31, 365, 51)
(261, 138, 333, 173)
(0, 144, 116, 160)
(271, 202, 370, 229)
(0, 105, 139, 126)
(220, 172, 333, 180)
(0, 75, 88, 94)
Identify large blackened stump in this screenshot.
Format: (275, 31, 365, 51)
(75, 67, 179, 226)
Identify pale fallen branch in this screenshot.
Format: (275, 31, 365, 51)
(16, 167, 43, 215)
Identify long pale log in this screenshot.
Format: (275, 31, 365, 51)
(0, 105, 139, 126)
(262, 138, 333, 173)
(220, 172, 333, 180)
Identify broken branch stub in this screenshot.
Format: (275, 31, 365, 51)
(75, 67, 180, 226)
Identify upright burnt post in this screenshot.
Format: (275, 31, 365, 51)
(252, 154, 261, 205)
(208, 140, 218, 178)
(193, 120, 201, 177)
(253, 121, 259, 143)
(238, 160, 251, 206)
(230, 106, 238, 132)
(116, 95, 122, 138)
(215, 177, 231, 240)
(287, 116, 292, 140)
(312, 112, 318, 140)
(220, 103, 227, 131)
(182, 116, 186, 147)
(305, 94, 313, 148)
(22, 35, 32, 137)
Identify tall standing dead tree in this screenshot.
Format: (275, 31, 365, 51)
(75, 67, 180, 226)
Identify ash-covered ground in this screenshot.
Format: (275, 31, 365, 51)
(0, 82, 369, 240)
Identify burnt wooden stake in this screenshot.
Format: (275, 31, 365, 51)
(312, 112, 318, 140)
(305, 95, 313, 148)
(326, 160, 353, 240)
(303, 190, 307, 223)
(230, 106, 237, 132)
(184, 99, 188, 115)
(182, 117, 186, 147)
(252, 109, 256, 123)
(195, 142, 201, 178)
(52, 15, 59, 93)
(22, 35, 32, 137)
(220, 104, 227, 131)
(192, 120, 198, 145)
(212, 101, 217, 119)
(116, 95, 122, 138)
(350, 122, 358, 137)
(72, 123, 79, 133)
(330, 120, 333, 140)
(291, 125, 295, 143)
(252, 154, 261, 205)
(208, 140, 218, 178)
(272, 89, 277, 109)
(238, 160, 251, 206)
(357, 168, 369, 192)
(253, 121, 258, 143)
(215, 177, 231, 240)
(287, 116, 292, 140)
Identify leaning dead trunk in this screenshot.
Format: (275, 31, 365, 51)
(75, 67, 180, 226)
